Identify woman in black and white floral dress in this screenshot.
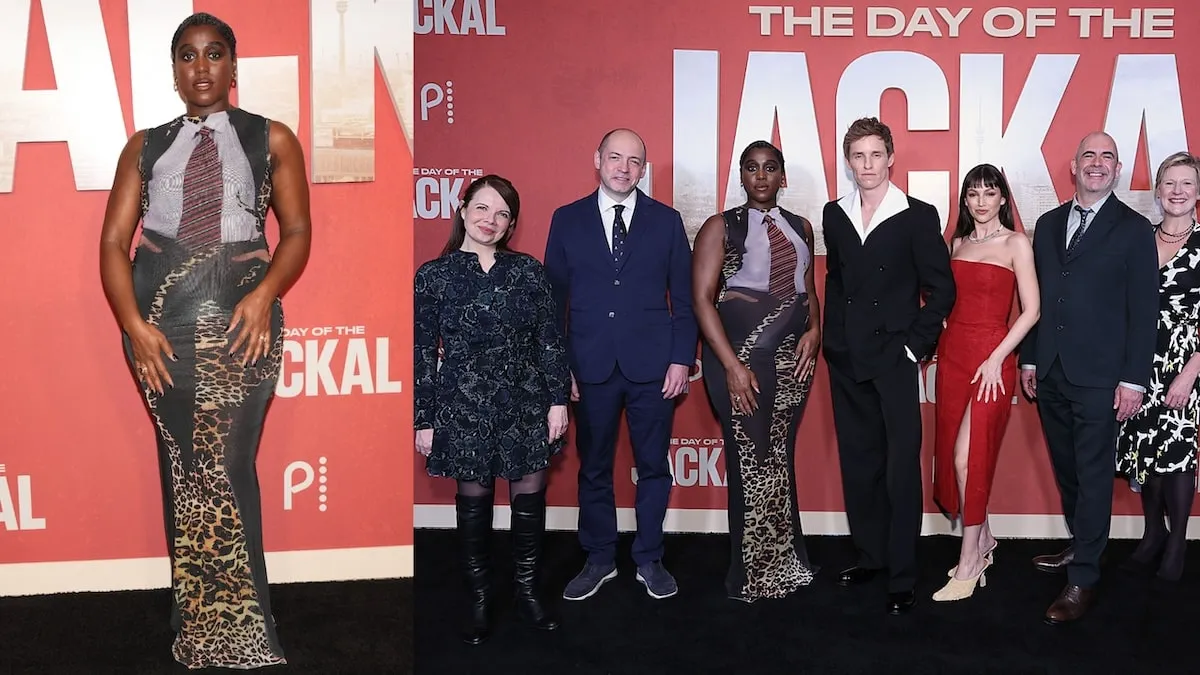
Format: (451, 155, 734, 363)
(1116, 151, 1200, 583)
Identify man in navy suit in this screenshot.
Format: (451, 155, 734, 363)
(544, 128, 697, 600)
(1020, 131, 1158, 624)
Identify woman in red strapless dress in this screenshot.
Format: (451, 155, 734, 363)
(932, 164, 1041, 602)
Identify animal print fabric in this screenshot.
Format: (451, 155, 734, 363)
(701, 215, 817, 600)
(124, 111, 285, 669)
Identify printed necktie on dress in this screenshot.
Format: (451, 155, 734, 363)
(1066, 205, 1092, 254)
(612, 204, 628, 265)
(764, 213, 798, 299)
(176, 126, 224, 251)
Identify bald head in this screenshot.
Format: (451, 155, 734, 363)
(595, 128, 647, 198)
(1071, 131, 1121, 203)
(1076, 132, 1118, 162)
(598, 128, 646, 158)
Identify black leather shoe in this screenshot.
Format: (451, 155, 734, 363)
(887, 590, 916, 615)
(510, 491, 559, 631)
(456, 494, 494, 645)
(837, 566, 879, 587)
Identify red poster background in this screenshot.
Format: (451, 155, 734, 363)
(0, 0, 413, 579)
(413, 1, 1200, 528)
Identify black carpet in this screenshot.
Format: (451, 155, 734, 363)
(1, 579, 411, 674)
(415, 530, 1197, 675)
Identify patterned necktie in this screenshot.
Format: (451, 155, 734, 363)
(1067, 205, 1092, 254)
(764, 213, 798, 299)
(612, 204, 628, 265)
(176, 126, 223, 251)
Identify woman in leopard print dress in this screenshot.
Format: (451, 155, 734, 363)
(99, 14, 311, 669)
(692, 141, 821, 601)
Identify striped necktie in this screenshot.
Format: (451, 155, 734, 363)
(176, 126, 223, 251)
(764, 213, 798, 299)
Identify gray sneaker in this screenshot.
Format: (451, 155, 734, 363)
(562, 562, 618, 601)
(635, 561, 678, 599)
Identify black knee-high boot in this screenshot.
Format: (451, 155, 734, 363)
(510, 490, 559, 631)
(456, 493, 494, 644)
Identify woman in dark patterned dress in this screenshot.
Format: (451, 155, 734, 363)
(99, 14, 310, 669)
(692, 141, 821, 601)
(414, 175, 571, 644)
(1116, 151, 1200, 583)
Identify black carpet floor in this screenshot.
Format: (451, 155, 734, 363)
(414, 530, 1197, 675)
(1, 579, 411, 674)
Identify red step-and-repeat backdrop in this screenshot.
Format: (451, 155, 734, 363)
(413, 0, 1200, 538)
(0, 0, 414, 595)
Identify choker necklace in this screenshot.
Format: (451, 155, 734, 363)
(968, 227, 1004, 243)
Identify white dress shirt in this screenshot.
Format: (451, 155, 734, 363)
(1065, 191, 1112, 246)
(598, 189, 639, 252)
(836, 181, 911, 243)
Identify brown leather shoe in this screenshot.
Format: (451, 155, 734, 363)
(1043, 584, 1095, 625)
(1032, 546, 1073, 574)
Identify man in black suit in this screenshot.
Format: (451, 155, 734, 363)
(1019, 131, 1158, 624)
(822, 117, 956, 614)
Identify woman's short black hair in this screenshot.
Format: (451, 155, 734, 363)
(171, 13, 237, 60)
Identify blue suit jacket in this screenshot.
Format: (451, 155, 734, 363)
(1018, 194, 1158, 389)
(543, 189, 697, 384)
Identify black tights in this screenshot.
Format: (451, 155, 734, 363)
(457, 469, 547, 499)
(1133, 472, 1196, 581)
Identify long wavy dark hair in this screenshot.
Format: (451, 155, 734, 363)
(440, 175, 521, 256)
(954, 163, 1015, 239)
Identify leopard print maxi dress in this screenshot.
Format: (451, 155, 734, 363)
(124, 108, 286, 669)
(701, 206, 818, 601)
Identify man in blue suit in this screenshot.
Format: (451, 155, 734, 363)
(1019, 131, 1158, 624)
(545, 128, 697, 600)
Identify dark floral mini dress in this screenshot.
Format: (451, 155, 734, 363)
(414, 250, 571, 480)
